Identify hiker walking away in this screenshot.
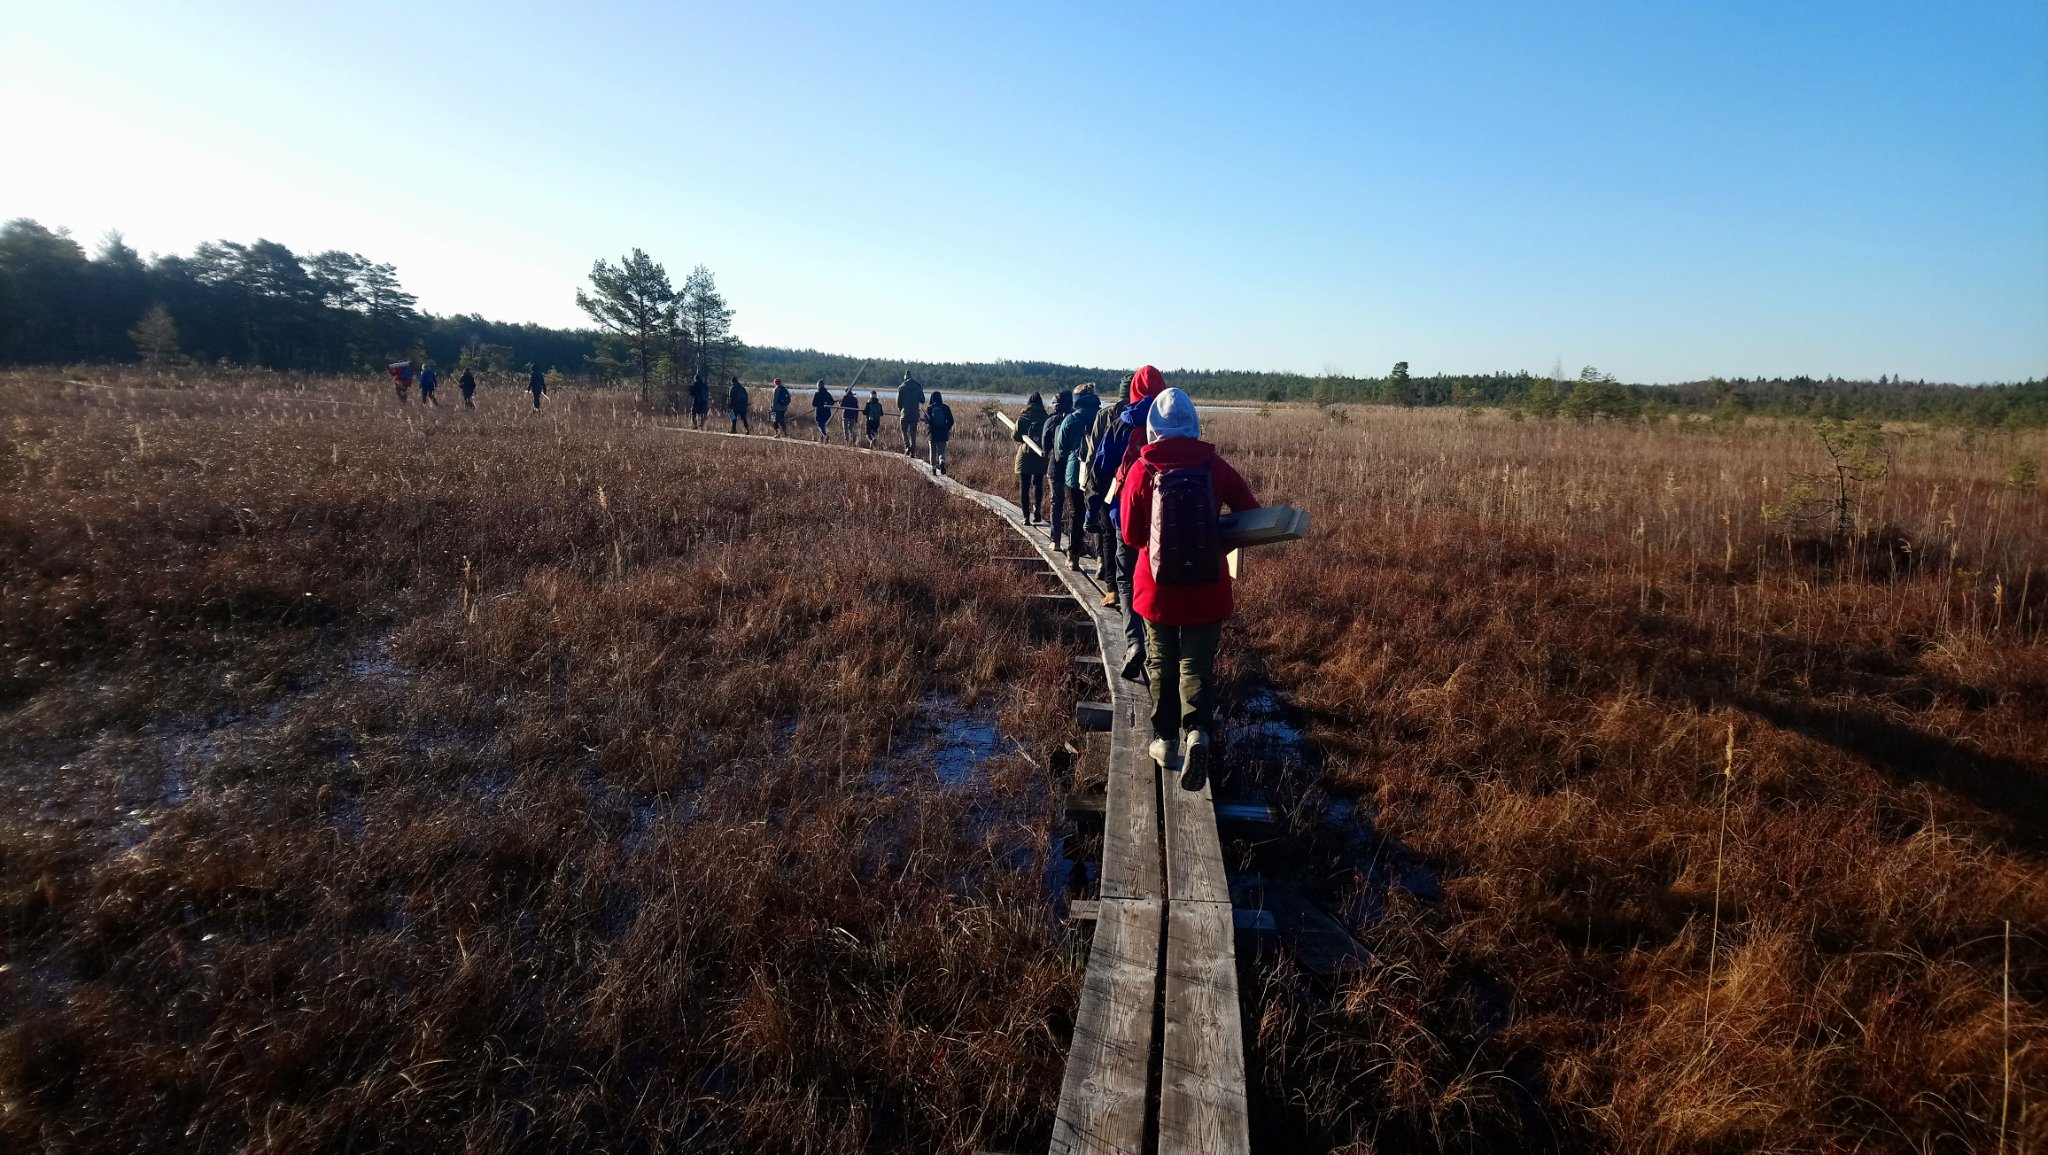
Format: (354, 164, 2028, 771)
(1045, 387, 1074, 549)
(1105, 366, 1166, 680)
(1087, 382, 1130, 602)
(863, 391, 884, 448)
(840, 386, 860, 444)
(925, 391, 955, 474)
(390, 360, 414, 404)
(1119, 387, 1259, 790)
(770, 377, 792, 436)
(897, 370, 925, 455)
(812, 380, 833, 441)
(689, 370, 710, 429)
(1013, 391, 1048, 523)
(418, 364, 440, 407)
(458, 367, 477, 409)
(527, 364, 547, 410)
(727, 377, 752, 433)
(1053, 383, 1101, 570)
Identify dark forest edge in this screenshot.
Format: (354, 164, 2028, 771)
(5, 217, 2043, 426)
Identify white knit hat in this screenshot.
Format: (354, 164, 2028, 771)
(1146, 387, 1201, 442)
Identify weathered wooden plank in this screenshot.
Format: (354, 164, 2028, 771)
(1050, 897, 1162, 1155)
(1161, 757, 1232, 906)
(1065, 791, 1106, 816)
(1075, 701, 1114, 732)
(1100, 710, 1161, 901)
(1213, 799, 1277, 826)
(1217, 504, 1310, 549)
(1067, 899, 1100, 922)
(1229, 875, 1368, 976)
(1234, 908, 1276, 932)
(1158, 900, 1250, 1155)
(994, 410, 1047, 458)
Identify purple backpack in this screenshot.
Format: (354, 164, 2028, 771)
(1148, 462, 1222, 585)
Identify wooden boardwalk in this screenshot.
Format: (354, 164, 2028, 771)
(672, 429, 1250, 1154)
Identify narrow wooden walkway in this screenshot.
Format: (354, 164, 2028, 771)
(670, 428, 1250, 1153)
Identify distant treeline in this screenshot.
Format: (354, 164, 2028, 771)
(0, 219, 593, 375)
(5, 217, 2040, 425)
(745, 347, 2047, 426)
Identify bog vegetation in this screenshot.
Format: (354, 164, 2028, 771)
(0, 372, 1082, 1153)
(950, 399, 2048, 1152)
(1, 367, 2044, 1153)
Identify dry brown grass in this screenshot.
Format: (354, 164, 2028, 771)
(949, 400, 2048, 1150)
(1174, 406, 2045, 1152)
(0, 370, 1084, 1153)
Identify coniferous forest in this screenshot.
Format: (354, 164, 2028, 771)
(3, 217, 2042, 425)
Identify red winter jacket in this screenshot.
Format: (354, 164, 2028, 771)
(1118, 437, 1258, 626)
(1112, 365, 1168, 492)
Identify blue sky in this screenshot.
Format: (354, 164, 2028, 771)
(2, 1, 2043, 382)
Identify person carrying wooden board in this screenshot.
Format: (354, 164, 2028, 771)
(1013, 392, 1049, 523)
(1117, 386, 1260, 791)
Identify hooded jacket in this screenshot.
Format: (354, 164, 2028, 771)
(812, 384, 833, 412)
(771, 379, 791, 410)
(1118, 409, 1258, 626)
(897, 376, 925, 417)
(1054, 389, 1101, 490)
(728, 380, 750, 413)
(689, 373, 710, 410)
(1013, 394, 1048, 472)
(840, 388, 859, 414)
(1113, 365, 1167, 491)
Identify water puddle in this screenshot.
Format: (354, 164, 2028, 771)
(873, 693, 1007, 788)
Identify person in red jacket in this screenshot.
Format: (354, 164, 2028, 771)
(1117, 386, 1258, 789)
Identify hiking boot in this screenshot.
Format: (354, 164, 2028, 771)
(1119, 650, 1147, 684)
(1179, 728, 1210, 793)
(1147, 737, 1173, 769)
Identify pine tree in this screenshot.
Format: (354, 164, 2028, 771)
(680, 265, 740, 385)
(128, 303, 181, 367)
(576, 249, 679, 405)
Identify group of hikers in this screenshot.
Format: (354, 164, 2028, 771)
(685, 369, 958, 474)
(674, 360, 1255, 784)
(1009, 366, 1258, 786)
(389, 361, 550, 410)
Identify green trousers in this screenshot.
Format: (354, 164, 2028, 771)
(1142, 618, 1222, 741)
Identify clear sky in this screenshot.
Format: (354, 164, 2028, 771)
(2, 1, 2043, 383)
